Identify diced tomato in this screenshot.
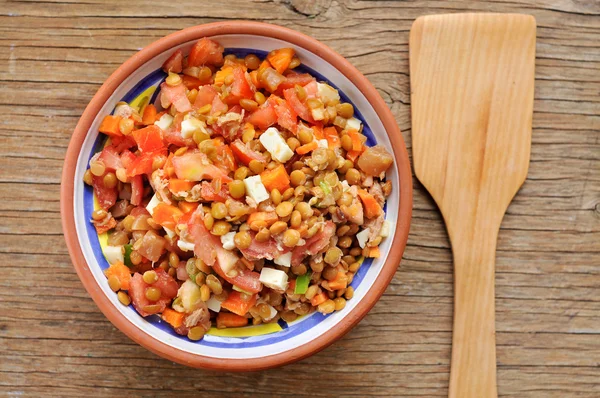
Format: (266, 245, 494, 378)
(193, 85, 218, 109)
(132, 125, 164, 153)
(129, 269, 178, 317)
(187, 209, 224, 266)
(283, 87, 313, 123)
(94, 216, 117, 234)
(230, 140, 266, 165)
(130, 175, 144, 206)
(162, 49, 183, 73)
(291, 221, 336, 266)
(126, 150, 166, 177)
(160, 82, 192, 113)
(99, 145, 123, 170)
(223, 67, 254, 105)
(274, 99, 298, 133)
(246, 100, 277, 130)
(171, 151, 232, 182)
(92, 174, 117, 210)
(120, 150, 137, 169)
(214, 144, 237, 172)
(130, 206, 150, 217)
(188, 38, 224, 67)
(278, 72, 315, 90)
(221, 291, 257, 316)
(303, 81, 318, 98)
(163, 113, 195, 148)
(211, 94, 228, 115)
(110, 135, 137, 153)
(181, 75, 202, 90)
(200, 179, 230, 202)
(212, 261, 263, 294)
(238, 233, 287, 262)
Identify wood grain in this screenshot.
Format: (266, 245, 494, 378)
(411, 13, 536, 398)
(0, 0, 598, 397)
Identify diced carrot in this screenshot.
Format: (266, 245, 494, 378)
(168, 179, 196, 193)
(214, 66, 233, 86)
(347, 130, 364, 152)
(221, 291, 258, 316)
(142, 104, 157, 125)
(328, 267, 348, 291)
(323, 126, 341, 149)
(260, 164, 290, 193)
(310, 291, 328, 307)
(104, 261, 132, 290)
(151, 203, 184, 230)
(357, 189, 383, 218)
(296, 141, 318, 155)
(181, 75, 203, 90)
(178, 201, 199, 214)
(288, 279, 296, 292)
(368, 246, 381, 258)
(94, 216, 117, 235)
(311, 124, 324, 140)
(217, 312, 249, 328)
(267, 48, 295, 74)
(99, 115, 123, 138)
(247, 211, 278, 228)
(162, 308, 185, 328)
(346, 149, 362, 162)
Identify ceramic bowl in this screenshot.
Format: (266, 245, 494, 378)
(61, 21, 412, 370)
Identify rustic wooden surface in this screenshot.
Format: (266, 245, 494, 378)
(0, 0, 598, 396)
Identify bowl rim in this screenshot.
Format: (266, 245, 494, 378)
(60, 20, 413, 371)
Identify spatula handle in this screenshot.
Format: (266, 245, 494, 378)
(449, 234, 498, 398)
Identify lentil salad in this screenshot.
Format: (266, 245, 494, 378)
(84, 38, 395, 341)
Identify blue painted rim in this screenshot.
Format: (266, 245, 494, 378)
(83, 48, 383, 349)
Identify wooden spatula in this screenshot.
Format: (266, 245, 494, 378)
(410, 13, 536, 398)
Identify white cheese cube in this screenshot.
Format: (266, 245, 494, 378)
(341, 180, 351, 192)
(356, 228, 371, 249)
(274, 252, 292, 267)
(146, 194, 160, 215)
(220, 231, 236, 250)
(317, 82, 340, 105)
(163, 227, 176, 239)
(154, 113, 174, 131)
(317, 139, 328, 149)
(311, 107, 325, 121)
(180, 117, 207, 139)
(259, 267, 289, 291)
(380, 220, 392, 238)
(206, 296, 222, 312)
(244, 175, 269, 203)
(259, 127, 294, 163)
(177, 240, 195, 252)
(104, 245, 124, 265)
(345, 117, 362, 132)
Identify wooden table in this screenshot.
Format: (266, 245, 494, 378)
(1, 1, 598, 396)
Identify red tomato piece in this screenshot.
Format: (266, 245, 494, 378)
(291, 221, 336, 266)
(92, 174, 117, 210)
(188, 38, 224, 67)
(246, 100, 278, 130)
(211, 94, 228, 115)
(303, 80, 318, 99)
(223, 67, 254, 104)
(181, 75, 202, 90)
(187, 209, 222, 266)
(132, 125, 164, 153)
(278, 72, 316, 90)
(193, 85, 218, 109)
(110, 135, 137, 152)
(120, 150, 137, 169)
(212, 262, 263, 294)
(274, 99, 298, 133)
(162, 49, 183, 73)
(130, 175, 144, 206)
(230, 140, 266, 165)
(160, 82, 192, 113)
(126, 150, 166, 177)
(238, 232, 287, 261)
(214, 144, 237, 172)
(199, 180, 229, 202)
(129, 269, 178, 317)
(171, 151, 232, 182)
(283, 87, 314, 123)
(99, 145, 123, 170)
